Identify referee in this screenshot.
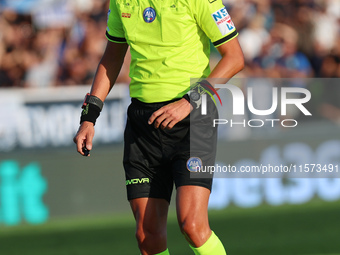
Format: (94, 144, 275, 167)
(74, 0, 244, 254)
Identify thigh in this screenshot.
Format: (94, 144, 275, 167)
(171, 97, 218, 188)
(124, 101, 174, 202)
(130, 198, 169, 254)
(130, 197, 169, 232)
(176, 185, 210, 223)
(176, 185, 212, 246)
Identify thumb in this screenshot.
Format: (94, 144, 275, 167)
(85, 134, 93, 150)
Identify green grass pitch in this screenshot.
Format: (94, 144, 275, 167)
(1, 200, 340, 255)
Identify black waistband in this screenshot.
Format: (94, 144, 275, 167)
(131, 98, 181, 109)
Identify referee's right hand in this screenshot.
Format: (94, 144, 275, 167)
(73, 121, 95, 157)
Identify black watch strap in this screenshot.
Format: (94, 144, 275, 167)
(183, 92, 200, 109)
(82, 93, 104, 111)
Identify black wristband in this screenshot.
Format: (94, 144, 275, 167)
(82, 93, 104, 111)
(80, 103, 101, 125)
(182, 94, 191, 103)
(182, 93, 198, 111)
(183, 80, 209, 110)
(86, 95, 104, 111)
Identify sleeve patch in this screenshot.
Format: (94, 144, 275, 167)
(107, 9, 111, 22)
(211, 7, 235, 36)
(106, 9, 111, 31)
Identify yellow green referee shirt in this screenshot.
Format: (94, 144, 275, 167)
(106, 0, 238, 103)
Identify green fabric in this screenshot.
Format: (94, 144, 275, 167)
(140, 248, 170, 255)
(189, 231, 226, 255)
(106, 0, 238, 103)
(155, 248, 170, 255)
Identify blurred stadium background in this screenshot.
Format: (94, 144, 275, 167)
(1, 0, 340, 254)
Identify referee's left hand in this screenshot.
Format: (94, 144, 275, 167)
(148, 98, 192, 130)
(73, 121, 95, 156)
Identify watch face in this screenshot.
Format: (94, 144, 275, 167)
(190, 91, 201, 101)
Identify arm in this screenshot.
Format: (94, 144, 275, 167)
(90, 41, 129, 101)
(209, 37, 244, 80)
(149, 37, 244, 130)
(73, 41, 128, 156)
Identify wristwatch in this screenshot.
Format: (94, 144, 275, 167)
(183, 82, 205, 109)
(190, 91, 201, 102)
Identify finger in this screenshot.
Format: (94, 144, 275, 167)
(166, 120, 176, 130)
(73, 127, 81, 144)
(154, 113, 168, 129)
(148, 108, 164, 125)
(85, 134, 93, 151)
(76, 136, 85, 155)
(160, 118, 172, 130)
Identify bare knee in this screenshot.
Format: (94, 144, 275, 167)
(135, 224, 167, 251)
(180, 218, 199, 237)
(179, 218, 211, 247)
(130, 198, 169, 252)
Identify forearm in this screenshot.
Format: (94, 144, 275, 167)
(79, 41, 128, 127)
(90, 41, 129, 102)
(208, 53, 244, 80)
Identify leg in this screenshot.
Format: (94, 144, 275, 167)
(123, 100, 175, 254)
(176, 185, 211, 247)
(130, 197, 169, 255)
(176, 185, 226, 255)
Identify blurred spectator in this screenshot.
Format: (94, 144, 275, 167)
(312, 1, 338, 53)
(275, 23, 312, 78)
(0, 0, 339, 88)
(0, 0, 130, 88)
(238, 14, 270, 62)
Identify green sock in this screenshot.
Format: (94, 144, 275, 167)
(143, 249, 170, 255)
(154, 248, 170, 255)
(189, 231, 226, 255)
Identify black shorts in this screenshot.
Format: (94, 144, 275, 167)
(123, 98, 218, 203)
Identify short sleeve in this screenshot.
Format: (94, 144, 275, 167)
(192, 0, 238, 47)
(106, 0, 127, 43)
